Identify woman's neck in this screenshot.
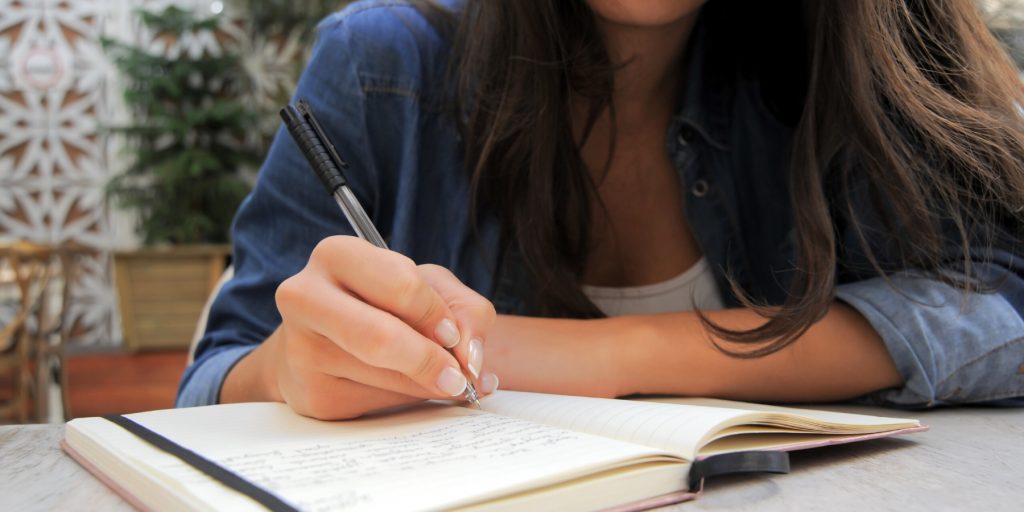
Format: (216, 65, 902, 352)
(592, 13, 701, 129)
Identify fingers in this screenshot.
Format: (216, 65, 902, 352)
(273, 235, 501, 420)
(478, 372, 500, 395)
(309, 237, 463, 350)
(298, 333, 499, 401)
(293, 333, 442, 399)
(417, 264, 497, 379)
(280, 369, 423, 421)
(277, 273, 469, 398)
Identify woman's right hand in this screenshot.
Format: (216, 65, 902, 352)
(220, 236, 499, 419)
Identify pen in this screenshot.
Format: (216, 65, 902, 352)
(280, 99, 482, 409)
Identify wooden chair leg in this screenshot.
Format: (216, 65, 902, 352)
(16, 326, 31, 423)
(1, 242, 71, 424)
(57, 250, 78, 421)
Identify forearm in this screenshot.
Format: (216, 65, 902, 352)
(486, 302, 902, 402)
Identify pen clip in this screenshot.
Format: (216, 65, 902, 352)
(296, 100, 349, 174)
(282, 100, 389, 249)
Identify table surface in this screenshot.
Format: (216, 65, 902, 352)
(1, 404, 1022, 511)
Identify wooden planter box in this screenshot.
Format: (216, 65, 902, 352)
(114, 245, 229, 351)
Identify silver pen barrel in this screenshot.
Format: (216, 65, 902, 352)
(334, 186, 388, 249)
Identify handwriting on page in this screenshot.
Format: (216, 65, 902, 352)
(184, 412, 629, 511)
(219, 414, 574, 483)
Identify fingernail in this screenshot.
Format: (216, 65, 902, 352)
(467, 338, 483, 379)
(435, 318, 460, 348)
(437, 367, 468, 396)
(480, 373, 499, 394)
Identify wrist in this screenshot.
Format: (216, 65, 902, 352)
(219, 330, 283, 403)
(602, 312, 713, 397)
(598, 315, 650, 397)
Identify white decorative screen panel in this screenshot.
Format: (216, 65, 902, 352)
(1, 0, 319, 348)
(0, 0, 313, 347)
(0, 0, 119, 347)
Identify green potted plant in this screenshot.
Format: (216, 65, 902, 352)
(104, 6, 257, 351)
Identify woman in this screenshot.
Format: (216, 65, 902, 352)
(177, 0, 1024, 419)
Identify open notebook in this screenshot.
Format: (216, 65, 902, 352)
(63, 390, 925, 511)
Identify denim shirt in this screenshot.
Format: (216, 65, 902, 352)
(177, 0, 1024, 409)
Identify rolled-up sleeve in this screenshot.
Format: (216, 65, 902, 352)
(835, 261, 1024, 408)
(176, 13, 374, 407)
(176, 345, 256, 407)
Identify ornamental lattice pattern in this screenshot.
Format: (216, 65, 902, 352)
(1, 0, 119, 346)
(0, 0, 308, 346)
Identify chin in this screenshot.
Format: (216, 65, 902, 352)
(586, 0, 707, 27)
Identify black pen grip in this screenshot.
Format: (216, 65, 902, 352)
(280, 105, 347, 195)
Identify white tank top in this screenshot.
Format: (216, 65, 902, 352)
(581, 257, 724, 316)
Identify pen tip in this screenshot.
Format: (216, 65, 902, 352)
(465, 382, 482, 409)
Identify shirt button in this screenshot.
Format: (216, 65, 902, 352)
(677, 126, 696, 145)
(691, 179, 710, 198)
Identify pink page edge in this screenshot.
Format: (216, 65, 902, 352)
(61, 439, 150, 512)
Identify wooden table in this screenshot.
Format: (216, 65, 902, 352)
(1, 405, 1022, 511)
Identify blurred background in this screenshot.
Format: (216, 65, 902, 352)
(0, 0, 1022, 424)
(0, 0, 348, 423)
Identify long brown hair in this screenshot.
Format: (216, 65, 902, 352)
(415, 0, 1024, 355)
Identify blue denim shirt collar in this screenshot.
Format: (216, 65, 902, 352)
(672, 17, 732, 152)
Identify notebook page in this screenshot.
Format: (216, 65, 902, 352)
(639, 397, 919, 431)
(480, 391, 754, 460)
(66, 415, 262, 511)
(699, 431, 876, 456)
(75, 402, 673, 511)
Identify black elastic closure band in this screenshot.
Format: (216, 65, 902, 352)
(689, 451, 791, 490)
(104, 415, 298, 512)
